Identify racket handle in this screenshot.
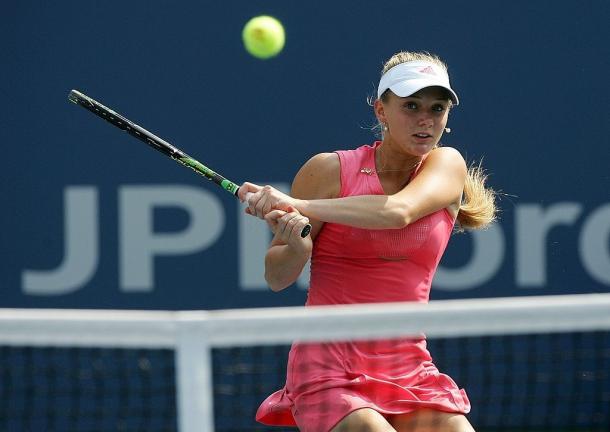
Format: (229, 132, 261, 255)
(245, 192, 311, 238)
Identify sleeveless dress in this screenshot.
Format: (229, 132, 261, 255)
(256, 142, 471, 432)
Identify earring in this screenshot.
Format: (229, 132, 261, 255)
(444, 127, 451, 133)
(383, 123, 389, 132)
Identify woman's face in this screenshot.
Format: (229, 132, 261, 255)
(376, 86, 450, 156)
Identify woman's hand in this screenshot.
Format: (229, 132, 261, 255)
(265, 209, 312, 252)
(239, 182, 300, 219)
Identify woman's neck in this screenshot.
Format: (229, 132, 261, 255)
(375, 142, 423, 175)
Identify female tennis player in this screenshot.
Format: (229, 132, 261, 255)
(239, 51, 496, 432)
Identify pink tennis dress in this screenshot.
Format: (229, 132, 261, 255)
(256, 142, 471, 431)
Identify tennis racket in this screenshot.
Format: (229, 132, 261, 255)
(68, 90, 311, 238)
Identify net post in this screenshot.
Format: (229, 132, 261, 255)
(175, 323, 214, 432)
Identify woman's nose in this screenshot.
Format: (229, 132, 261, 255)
(417, 115, 434, 128)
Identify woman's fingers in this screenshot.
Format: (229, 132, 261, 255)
(238, 182, 261, 202)
(264, 210, 285, 233)
(243, 186, 306, 238)
(245, 185, 294, 219)
(271, 211, 310, 241)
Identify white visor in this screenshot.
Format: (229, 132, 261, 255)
(377, 60, 459, 105)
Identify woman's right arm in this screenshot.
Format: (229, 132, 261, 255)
(263, 152, 340, 291)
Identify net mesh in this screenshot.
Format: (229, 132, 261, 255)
(0, 347, 176, 431)
(1, 294, 609, 432)
(211, 333, 610, 431)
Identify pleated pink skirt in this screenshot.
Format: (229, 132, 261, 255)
(256, 338, 470, 432)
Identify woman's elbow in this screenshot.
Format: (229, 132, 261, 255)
(385, 200, 412, 228)
(264, 272, 293, 292)
(267, 281, 289, 292)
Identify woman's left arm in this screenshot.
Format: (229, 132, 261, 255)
(245, 147, 466, 229)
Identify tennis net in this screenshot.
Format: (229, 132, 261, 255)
(1, 293, 609, 431)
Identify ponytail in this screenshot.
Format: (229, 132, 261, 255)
(456, 162, 497, 230)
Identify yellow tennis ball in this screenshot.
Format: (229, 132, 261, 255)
(242, 15, 285, 59)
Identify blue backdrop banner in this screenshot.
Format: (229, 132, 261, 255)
(3, 1, 609, 309)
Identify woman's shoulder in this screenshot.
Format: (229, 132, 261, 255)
(293, 152, 341, 198)
(298, 152, 340, 178)
(424, 146, 467, 170)
(429, 145, 464, 159)
(306, 151, 340, 166)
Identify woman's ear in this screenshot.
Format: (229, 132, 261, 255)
(374, 99, 387, 124)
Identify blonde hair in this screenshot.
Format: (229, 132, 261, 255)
(377, 51, 497, 230)
(457, 162, 497, 230)
(381, 51, 448, 76)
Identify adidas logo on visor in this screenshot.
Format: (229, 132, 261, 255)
(419, 66, 436, 75)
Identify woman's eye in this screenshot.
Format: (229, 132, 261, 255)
(432, 104, 446, 112)
(405, 102, 418, 110)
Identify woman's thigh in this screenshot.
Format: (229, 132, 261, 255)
(330, 408, 396, 432)
(389, 409, 475, 432)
